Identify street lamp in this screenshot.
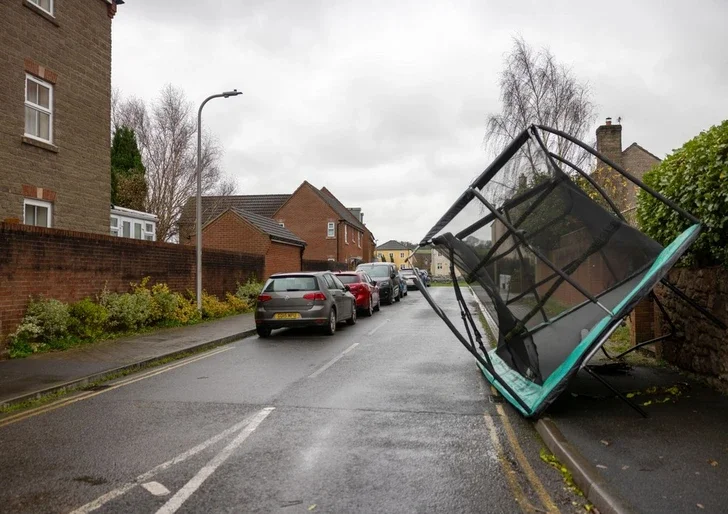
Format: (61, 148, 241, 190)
(196, 89, 242, 312)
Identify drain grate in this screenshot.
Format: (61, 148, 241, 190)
(488, 395, 505, 404)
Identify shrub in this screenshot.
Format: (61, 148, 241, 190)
(201, 292, 231, 319)
(68, 298, 109, 339)
(13, 298, 70, 343)
(637, 120, 728, 267)
(225, 292, 250, 313)
(170, 293, 200, 324)
(236, 278, 264, 306)
(101, 290, 152, 331)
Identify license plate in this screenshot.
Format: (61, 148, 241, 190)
(274, 312, 301, 319)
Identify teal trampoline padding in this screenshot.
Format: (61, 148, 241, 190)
(478, 223, 700, 417)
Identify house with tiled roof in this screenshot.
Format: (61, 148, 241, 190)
(200, 207, 305, 279)
(375, 240, 415, 269)
(274, 181, 375, 267)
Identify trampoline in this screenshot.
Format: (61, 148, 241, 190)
(415, 125, 724, 418)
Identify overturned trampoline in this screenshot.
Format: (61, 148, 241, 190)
(416, 125, 724, 418)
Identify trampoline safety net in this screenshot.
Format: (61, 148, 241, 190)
(416, 125, 702, 418)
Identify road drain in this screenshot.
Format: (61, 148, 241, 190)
(488, 395, 505, 403)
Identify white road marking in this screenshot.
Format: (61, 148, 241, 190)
(308, 343, 359, 378)
(69, 408, 271, 513)
(141, 481, 171, 496)
(155, 407, 275, 514)
(366, 318, 390, 336)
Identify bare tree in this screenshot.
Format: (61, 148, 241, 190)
(113, 85, 238, 241)
(484, 37, 596, 202)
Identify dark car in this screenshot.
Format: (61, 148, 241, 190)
(255, 272, 357, 337)
(335, 270, 380, 316)
(355, 262, 401, 305)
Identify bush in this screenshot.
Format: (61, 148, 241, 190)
(637, 120, 728, 267)
(236, 278, 264, 305)
(101, 290, 152, 331)
(201, 292, 231, 319)
(132, 278, 181, 323)
(225, 292, 250, 313)
(170, 293, 200, 324)
(69, 298, 109, 339)
(13, 298, 70, 343)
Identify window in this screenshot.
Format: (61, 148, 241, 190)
(122, 220, 131, 238)
(389, 253, 393, 260)
(28, 0, 53, 15)
(327, 222, 335, 238)
(144, 222, 154, 241)
(110, 216, 119, 236)
(323, 274, 336, 289)
(133, 222, 143, 239)
(358, 232, 361, 248)
(278, 221, 285, 228)
(400, 252, 404, 258)
(331, 275, 345, 290)
(437, 263, 443, 270)
(24, 199, 52, 227)
(344, 225, 348, 244)
(25, 75, 53, 143)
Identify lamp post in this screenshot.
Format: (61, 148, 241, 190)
(196, 89, 242, 312)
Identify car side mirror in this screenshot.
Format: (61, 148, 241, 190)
(390, 273, 396, 279)
(344, 285, 350, 292)
(371, 280, 377, 286)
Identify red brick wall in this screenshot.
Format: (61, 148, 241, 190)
(0, 0, 112, 234)
(194, 211, 270, 256)
(0, 223, 264, 344)
(264, 242, 302, 279)
(276, 184, 338, 261)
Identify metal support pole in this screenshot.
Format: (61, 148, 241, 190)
(196, 89, 242, 312)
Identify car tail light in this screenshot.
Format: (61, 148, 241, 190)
(303, 292, 327, 301)
(258, 294, 272, 303)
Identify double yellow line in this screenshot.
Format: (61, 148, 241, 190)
(0, 347, 232, 429)
(484, 388, 559, 514)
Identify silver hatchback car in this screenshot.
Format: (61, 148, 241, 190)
(255, 272, 357, 337)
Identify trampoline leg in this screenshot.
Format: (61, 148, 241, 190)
(584, 366, 648, 418)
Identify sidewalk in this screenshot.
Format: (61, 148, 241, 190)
(544, 361, 728, 513)
(0, 313, 256, 407)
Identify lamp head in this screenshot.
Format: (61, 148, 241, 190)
(222, 89, 242, 98)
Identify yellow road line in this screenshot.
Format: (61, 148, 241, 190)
(483, 412, 537, 514)
(490, 386, 559, 514)
(0, 347, 232, 429)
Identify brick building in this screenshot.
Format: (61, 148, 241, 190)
(0, 0, 120, 234)
(178, 182, 376, 269)
(201, 208, 305, 279)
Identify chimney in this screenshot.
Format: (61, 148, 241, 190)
(348, 207, 363, 223)
(595, 117, 623, 171)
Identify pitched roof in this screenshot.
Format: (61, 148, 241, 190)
(623, 142, 662, 163)
(179, 194, 291, 229)
(376, 240, 414, 251)
(318, 186, 367, 231)
(229, 208, 305, 246)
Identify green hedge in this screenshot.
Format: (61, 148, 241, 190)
(637, 120, 728, 267)
(7, 278, 263, 359)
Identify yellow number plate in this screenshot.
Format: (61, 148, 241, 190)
(273, 312, 301, 319)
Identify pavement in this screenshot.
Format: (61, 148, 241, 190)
(0, 313, 256, 406)
(0, 287, 583, 513)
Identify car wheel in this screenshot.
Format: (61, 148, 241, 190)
(374, 297, 381, 312)
(394, 288, 401, 302)
(256, 326, 271, 338)
(365, 296, 374, 317)
(324, 308, 337, 335)
(347, 302, 357, 325)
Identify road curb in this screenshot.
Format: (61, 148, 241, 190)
(0, 329, 256, 410)
(536, 417, 634, 514)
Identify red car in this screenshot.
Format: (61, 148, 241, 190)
(335, 271, 380, 316)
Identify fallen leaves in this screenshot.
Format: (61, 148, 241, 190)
(600, 440, 611, 446)
(708, 459, 718, 467)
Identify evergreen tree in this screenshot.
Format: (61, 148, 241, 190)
(111, 126, 147, 211)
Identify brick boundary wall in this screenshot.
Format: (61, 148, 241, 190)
(0, 223, 264, 343)
(302, 259, 348, 272)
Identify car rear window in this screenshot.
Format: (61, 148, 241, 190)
(264, 276, 318, 292)
(337, 274, 361, 284)
(402, 269, 417, 276)
(357, 265, 390, 278)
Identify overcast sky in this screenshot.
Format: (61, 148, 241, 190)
(111, 0, 728, 245)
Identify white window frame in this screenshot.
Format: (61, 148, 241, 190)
(23, 198, 52, 227)
(327, 222, 335, 238)
(437, 262, 443, 270)
(110, 215, 119, 236)
(25, 74, 53, 143)
(144, 222, 155, 241)
(29, 0, 54, 16)
(278, 221, 285, 228)
(400, 252, 405, 258)
(344, 225, 348, 244)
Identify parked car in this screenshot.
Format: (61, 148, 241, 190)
(355, 262, 401, 305)
(400, 268, 420, 290)
(398, 270, 409, 297)
(255, 272, 357, 337)
(416, 268, 431, 287)
(335, 270, 380, 316)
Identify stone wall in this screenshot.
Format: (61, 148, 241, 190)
(653, 267, 728, 392)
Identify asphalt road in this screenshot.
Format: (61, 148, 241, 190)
(0, 287, 581, 513)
